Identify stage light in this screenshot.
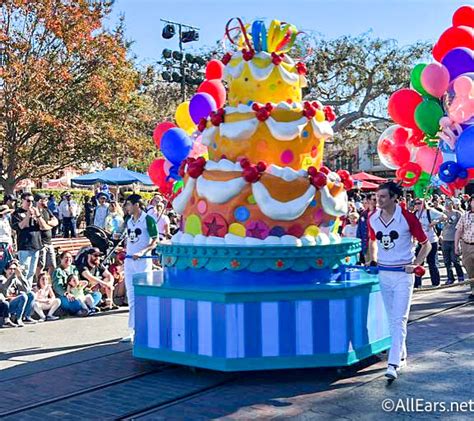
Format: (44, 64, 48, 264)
(162, 24, 175, 39)
(181, 30, 199, 43)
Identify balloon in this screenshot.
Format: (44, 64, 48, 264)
(205, 59, 225, 80)
(407, 127, 427, 147)
(175, 101, 196, 134)
(152, 122, 176, 148)
(414, 100, 444, 137)
(396, 162, 422, 187)
(168, 164, 182, 181)
(452, 5, 474, 28)
(415, 146, 443, 174)
(388, 89, 423, 129)
(391, 146, 411, 167)
(444, 73, 474, 125)
(411, 64, 430, 96)
(455, 125, 474, 168)
(148, 159, 168, 188)
(377, 125, 418, 169)
(420, 63, 450, 98)
(160, 128, 193, 165)
(163, 159, 173, 176)
(432, 26, 474, 62)
(441, 48, 474, 81)
(413, 172, 432, 198)
(197, 79, 226, 108)
(189, 92, 217, 124)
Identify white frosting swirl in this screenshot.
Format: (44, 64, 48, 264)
(196, 176, 247, 204)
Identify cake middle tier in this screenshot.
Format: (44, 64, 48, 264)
(201, 102, 334, 170)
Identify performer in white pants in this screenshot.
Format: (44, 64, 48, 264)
(368, 182, 431, 381)
(121, 194, 158, 343)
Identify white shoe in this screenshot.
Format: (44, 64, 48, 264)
(385, 365, 398, 380)
(120, 333, 134, 343)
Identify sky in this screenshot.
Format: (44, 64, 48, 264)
(107, 0, 469, 65)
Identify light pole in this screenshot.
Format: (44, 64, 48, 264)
(160, 19, 202, 101)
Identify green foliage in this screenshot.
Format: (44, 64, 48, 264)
(31, 189, 93, 204)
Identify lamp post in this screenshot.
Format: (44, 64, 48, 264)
(160, 19, 202, 101)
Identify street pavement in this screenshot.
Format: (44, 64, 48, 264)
(0, 284, 472, 420)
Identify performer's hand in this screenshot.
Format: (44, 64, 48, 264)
(132, 252, 143, 261)
(405, 264, 416, 274)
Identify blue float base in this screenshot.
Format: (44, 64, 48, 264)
(133, 262, 391, 372)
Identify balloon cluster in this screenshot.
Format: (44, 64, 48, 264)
(378, 5, 474, 197)
(148, 60, 227, 195)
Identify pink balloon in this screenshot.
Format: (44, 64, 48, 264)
(415, 146, 443, 174)
(163, 159, 173, 176)
(421, 63, 450, 98)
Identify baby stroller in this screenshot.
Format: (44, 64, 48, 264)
(80, 225, 126, 266)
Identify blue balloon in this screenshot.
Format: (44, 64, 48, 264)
(441, 48, 474, 81)
(438, 161, 461, 183)
(160, 128, 192, 165)
(167, 164, 182, 181)
(455, 126, 474, 169)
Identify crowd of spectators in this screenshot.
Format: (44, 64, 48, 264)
(342, 191, 474, 299)
(0, 189, 177, 328)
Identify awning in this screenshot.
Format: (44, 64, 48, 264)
(71, 167, 153, 186)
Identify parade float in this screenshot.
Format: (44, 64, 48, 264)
(132, 19, 394, 371)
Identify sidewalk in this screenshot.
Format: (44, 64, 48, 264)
(0, 285, 472, 420)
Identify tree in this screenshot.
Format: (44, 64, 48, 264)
(0, 0, 153, 193)
(303, 33, 431, 144)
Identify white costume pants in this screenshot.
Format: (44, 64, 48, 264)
(124, 257, 153, 330)
(378, 270, 414, 366)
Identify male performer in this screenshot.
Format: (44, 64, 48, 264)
(368, 182, 431, 381)
(121, 194, 158, 343)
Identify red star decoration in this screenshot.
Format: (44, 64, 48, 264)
(191, 258, 199, 267)
(316, 258, 324, 266)
(276, 260, 284, 268)
(230, 259, 240, 268)
(204, 217, 225, 236)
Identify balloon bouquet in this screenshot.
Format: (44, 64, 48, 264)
(378, 5, 474, 197)
(148, 59, 227, 197)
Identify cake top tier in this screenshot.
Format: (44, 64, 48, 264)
(222, 19, 307, 106)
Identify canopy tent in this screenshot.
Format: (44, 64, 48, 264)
(71, 167, 153, 186)
(352, 172, 387, 183)
(354, 180, 380, 190)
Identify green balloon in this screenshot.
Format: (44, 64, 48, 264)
(410, 64, 430, 97)
(413, 171, 432, 198)
(414, 99, 444, 137)
(173, 180, 184, 193)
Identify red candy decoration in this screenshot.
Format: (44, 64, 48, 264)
(221, 53, 232, 65)
(323, 106, 336, 122)
(309, 172, 327, 189)
(243, 166, 260, 183)
(197, 118, 207, 132)
(296, 62, 307, 75)
(271, 52, 284, 65)
(319, 166, 331, 175)
(256, 108, 270, 121)
(256, 161, 267, 172)
(307, 166, 318, 177)
(242, 48, 255, 61)
(240, 158, 251, 169)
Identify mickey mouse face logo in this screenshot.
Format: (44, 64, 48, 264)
(376, 230, 399, 250)
(127, 228, 142, 243)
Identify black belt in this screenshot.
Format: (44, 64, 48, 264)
(463, 241, 474, 245)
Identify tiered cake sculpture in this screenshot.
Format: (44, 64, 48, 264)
(133, 20, 390, 371)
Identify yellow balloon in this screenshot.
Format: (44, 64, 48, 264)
(175, 101, 196, 133)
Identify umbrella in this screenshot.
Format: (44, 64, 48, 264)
(71, 167, 153, 186)
(352, 172, 387, 183)
(355, 180, 380, 190)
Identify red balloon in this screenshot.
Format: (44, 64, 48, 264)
(393, 127, 410, 146)
(432, 26, 474, 62)
(407, 128, 426, 147)
(148, 159, 167, 188)
(205, 59, 225, 80)
(388, 89, 423, 129)
(197, 79, 226, 108)
(390, 146, 410, 167)
(452, 5, 474, 28)
(152, 122, 176, 148)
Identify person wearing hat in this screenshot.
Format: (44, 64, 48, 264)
(121, 194, 159, 342)
(76, 247, 116, 311)
(0, 205, 14, 273)
(58, 192, 79, 238)
(35, 193, 58, 277)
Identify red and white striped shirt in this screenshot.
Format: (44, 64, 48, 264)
(368, 205, 427, 267)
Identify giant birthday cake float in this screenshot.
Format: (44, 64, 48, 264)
(171, 26, 352, 247)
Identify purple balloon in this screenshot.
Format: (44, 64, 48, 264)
(441, 47, 474, 81)
(189, 92, 217, 124)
